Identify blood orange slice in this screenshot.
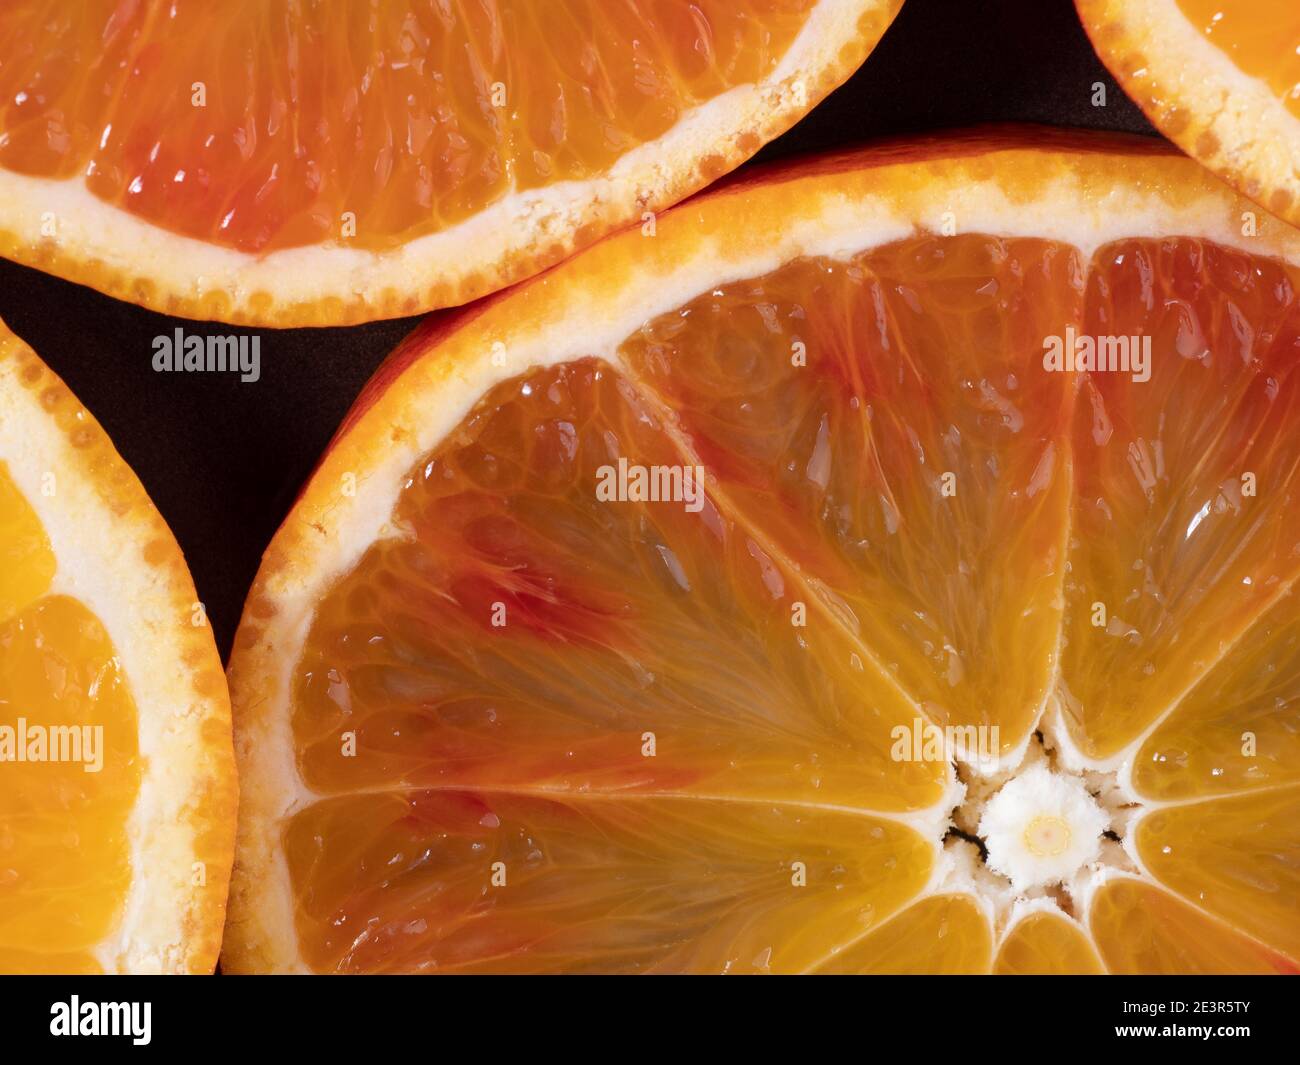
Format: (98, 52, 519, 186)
(224, 130, 1300, 973)
(0, 324, 236, 973)
(1076, 0, 1300, 228)
(0, 0, 901, 326)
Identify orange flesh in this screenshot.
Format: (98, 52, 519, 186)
(285, 791, 932, 974)
(1060, 239, 1300, 759)
(0, 462, 55, 619)
(0, 0, 815, 253)
(1176, 0, 1300, 120)
(1090, 878, 1297, 975)
(295, 357, 947, 811)
(0, 466, 140, 974)
(1135, 587, 1300, 800)
(813, 894, 992, 974)
(619, 238, 1080, 756)
(993, 912, 1105, 974)
(1135, 787, 1300, 961)
(290, 234, 1300, 972)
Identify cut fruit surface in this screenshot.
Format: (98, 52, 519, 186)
(1076, 0, 1300, 228)
(1133, 788, 1300, 961)
(1133, 588, 1300, 800)
(1087, 876, 1297, 975)
(993, 910, 1105, 974)
(287, 791, 931, 974)
(0, 0, 902, 326)
(617, 238, 1078, 755)
(0, 324, 235, 973)
(1059, 238, 1300, 760)
(294, 358, 946, 812)
(813, 894, 993, 974)
(225, 130, 1300, 974)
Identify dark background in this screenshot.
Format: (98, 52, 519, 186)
(0, 0, 1157, 660)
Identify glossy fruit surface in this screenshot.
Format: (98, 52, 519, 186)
(0, 324, 235, 973)
(224, 131, 1300, 973)
(1077, 0, 1300, 228)
(0, 0, 901, 325)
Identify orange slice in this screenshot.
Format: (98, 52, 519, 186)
(0, 0, 902, 327)
(0, 324, 235, 973)
(1076, 0, 1300, 228)
(223, 130, 1300, 973)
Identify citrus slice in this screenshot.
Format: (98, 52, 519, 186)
(1076, 0, 1300, 228)
(0, 324, 235, 973)
(0, 0, 901, 327)
(224, 130, 1300, 974)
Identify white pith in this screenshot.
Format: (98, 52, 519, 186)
(0, 0, 882, 322)
(0, 333, 231, 973)
(977, 760, 1108, 892)
(226, 147, 1300, 973)
(1080, 0, 1300, 224)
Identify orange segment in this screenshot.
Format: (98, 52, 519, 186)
(0, 1, 901, 324)
(0, 596, 139, 973)
(295, 358, 945, 810)
(0, 949, 104, 975)
(1175, 1, 1300, 120)
(994, 912, 1105, 974)
(0, 324, 236, 973)
(0, 1, 138, 180)
(1134, 588, 1300, 801)
(285, 791, 932, 974)
(1135, 788, 1300, 961)
(812, 894, 992, 974)
(1089, 877, 1297, 974)
(6, 0, 811, 252)
(1059, 239, 1300, 759)
(620, 237, 1080, 752)
(0, 462, 55, 622)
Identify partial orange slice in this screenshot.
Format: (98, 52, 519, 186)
(0, 0, 902, 326)
(224, 130, 1300, 973)
(0, 324, 235, 973)
(1076, 0, 1300, 228)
